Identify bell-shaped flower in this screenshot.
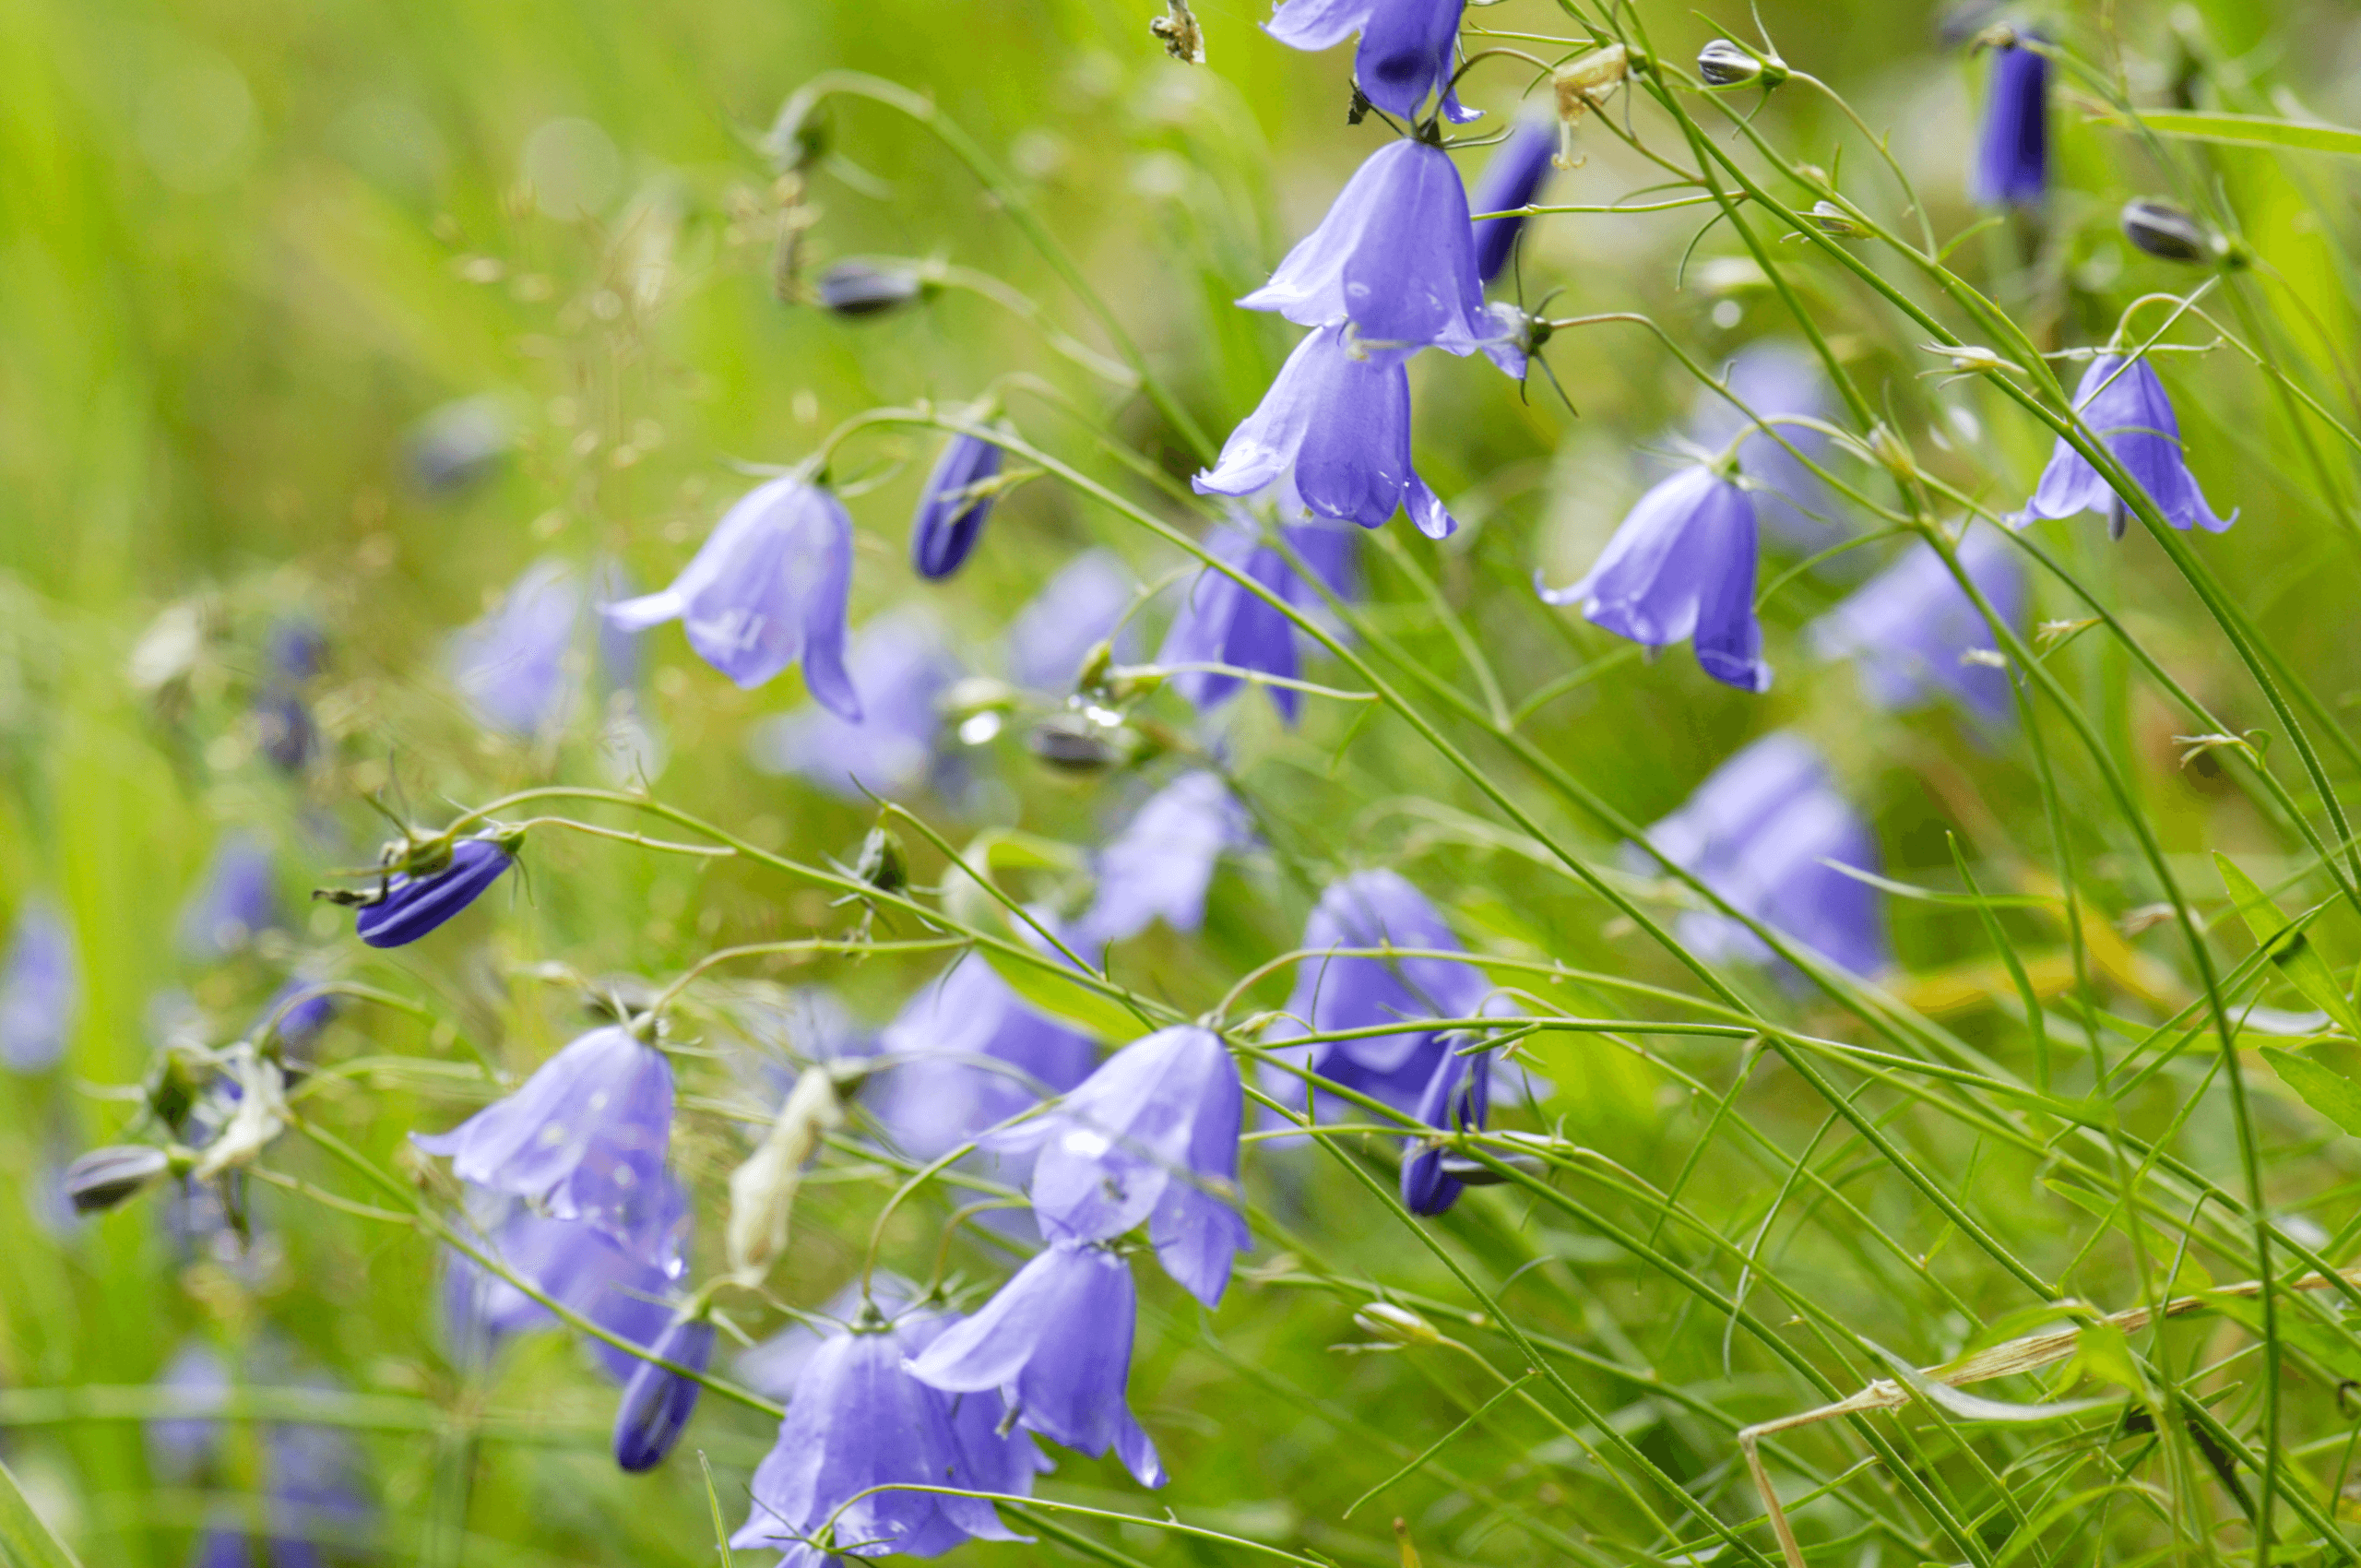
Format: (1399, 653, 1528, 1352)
(1006, 551, 1137, 693)
(747, 611, 961, 800)
(1970, 37, 2048, 208)
(1241, 140, 1496, 359)
(1641, 731, 1887, 978)
(997, 1025, 1249, 1306)
(179, 833, 279, 961)
(1265, 0, 1476, 125)
(602, 476, 859, 718)
(1537, 464, 1770, 694)
(442, 1174, 688, 1382)
(0, 901, 77, 1073)
(1684, 340, 1844, 556)
(1285, 869, 1489, 1080)
(1195, 325, 1455, 537)
(447, 560, 586, 737)
(612, 1313, 716, 1472)
(905, 1241, 1165, 1487)
(412, 1026, 674, 1245)
(1809, 523, 2024, 723)
(737, 1276, 916, 1400)
(1400, 1039, 1490, 1217)
(353, 837, 515, 948)
(1470, 116, 1557, 284)
(1079, 772, 1254, 944)
(1159, 512, 1358, 726)
(911, 432, 1005, 579)
(865, 955, 1100, 1170)
(2020, 355, 2230, 537)
(732, 1307, 1042, 1562)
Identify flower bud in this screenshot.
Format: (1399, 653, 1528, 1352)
(1696, 40, 1786, 89)
(853, 826, 908, 898)
(1353, 1301, 1442, 1348)
(613, 1313, 716, 1473)
(65, 1146, 172, 1214)
(1803, 200, 1864, 238)
(1026, 719, 1122, 772)
(2119, 198, 2212, 264)
(814, 261, 925, 318)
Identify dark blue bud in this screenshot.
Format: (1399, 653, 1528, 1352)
(1401, 1041, 1491, 1218)
(1970, 34, 2049, 208)
(910, 433, 1004, 578)
(65, 1145, 172, 1214)
(613, 1315, 715, 1473)
(352, 838, 515, 949)
(1469, 119, 1557, 285)
(815, 262, 925, 318)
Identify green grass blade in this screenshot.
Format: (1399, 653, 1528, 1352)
(0, 1458, 81, 1568)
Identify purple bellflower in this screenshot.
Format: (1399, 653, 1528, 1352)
(911, 432, 1004, 579)
(1642, 731, 1887, 978)
(1809, 523, 2024, 723)
(1685, 341, 1843, 556)
(994, 1025, 1250, 1306)
(1079, 772, 1254, 944)
(731, 1307, 1044, 1562)
(2020, 354, 2231, 538)
(1007, 551, 1136, 693)
(603, 476, 859, 719)
(1537, 464, 1770, 693)
(1971, 36, 2049, 208)
(1470, 116, 1557, 284)
(353, 837, 514, 948)
(443, 1175, 688, 1382)
(746, 610, 959, 801)
(253, 972, 338, 1060)
(1401, 1039, 1489, 1217)
(447, 559, 585, 737)
(905, 1241, 1166, 1486)
(148, 1339, 232, 1479)
(180, 834, 278, 961)
(0, 902, 77, 1073)
(1194, 325, 1456, 537)
(1264, 0, 1476, 125)
(412, 1025, 674, 1246)
(738, 1276, 916, 1401)
(865, 955, 1100, 1170)
(1278, 870, 1488, 1104)
(613, 1313, 717, 1472)
(1158, 511, 1358, 725)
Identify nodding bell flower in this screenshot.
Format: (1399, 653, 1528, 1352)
(993, 1024, 1250, 1306)
(2020, 355, 2231, 538)
(911, 430, 1005, 579)
(412, 1025, 674, 1246)
(447, 559, 587, 737)
(1809, 523, 2025, 724)
(1469, 117, 1557, 286)
(352, 837, 515, 948)
(612, 1313, 716, 1473)
(865, 954, 1100, 1171)
(813, 260, 927, 317)
(0, 902, 77, 1073)
(905, 1241, 1167, 1486)
(2119, 198, 2213, 265)
(1537, 464, 1770, 693)
(1264, 0, 1477, 125)
(1400, 1040, 1489, 1217)
(1006, 551, 1137, 694)
(602, 476, 859, 718)
(747, 610, 959, 801)
(179, 834, 279, 961)
(1685, 340, 1843, 556)
(1198, 326, 1453, 535)
(1158, 510, 1359, 725)
(1970, 33, 2049, 208)
(1079, 772, 1255, 945)
(442, 1175, 689, 1381)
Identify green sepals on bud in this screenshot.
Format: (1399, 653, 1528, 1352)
(145, 1051, 205, 1134)
(2118, 198, 2219, 266)
(1696, 39, 1788, 90)
(854, 825, 908, 898)
(1352, 1301, 1443, 1348)
(1866, 422, 1919, 484)
(1803, 200, 1864, 238)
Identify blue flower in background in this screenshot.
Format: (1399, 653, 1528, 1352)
(603, 476, 859, 718)
(413, 1025, 674, 1245)
(906, 1241, 1166, 1487)
(448, 559, 585, 737)
(148, 1338, 231, 1479)
(254, 617, 327, 774)
(1470, 116, 1557, 284)
(612, 1313, 716, 1472)
(1400, 1039, 1489, 1217)
(1080, 771, 1254, 945)
(864, 955, 1099, 1172)
(1279, 868, 1487, 1087)
(999, 1024, 1250, 1306)
(1159, 512, 1358, 726)
(746, 610, 960, 800)
(1684, 340, 1845, 557)
(1970, 35, 2048, 208)
(1538, 464, 1770, 693)
(442, 1175, 688, 1382)
(1809, 523, 2024, 723)
(353, 837, 514, 948)
(1006, 550, 1137, 694)
(911, 431, 1005, 579)
(2020, 355, 2231, 537)
(0, 902, 77, 1073)
(252, 970, 339, 1059)
(180, 834, 279, 961)
(1196, 326, 1455, 537)
(1265, 0, 1476, 125)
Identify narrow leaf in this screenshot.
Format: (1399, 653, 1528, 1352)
(2260, 1047, 2361, 1137)
(0, 1458, 81, 1568)
(2093, 107, 2361, 160)
(2213, 854, 2359, 1035)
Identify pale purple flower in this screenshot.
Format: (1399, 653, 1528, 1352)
(911, 433, 1004, 579)
(448, 559, 585, 736)
(995, 1025, 1250, 1306)
(613, 1313, 715, 1472)
(738, 1276, 917, 1400)
(746, 611, 959, 800)
(1265, 0, 1476, 125)
(148, 1339, 232, 1479)
(1006, 551, 1137, 693)
(1470, 116, 1556, 284)
(1685, 340, 1844, 555)
(1158, 512, 1358, 725)
(1194, 325, 1456, 537)
(1079, 772, 1254, 944)
(905, 1242, 1165, 1487)
(412, 1026, 674, 1245)
(2020, 355, 2230, 537)
(603, 476, 859, 718)
(1971, 37, 2048, 208)
(408, 395, 515, 495)
(0, 902, 77, 1072)
(179, 833, 279, 960)
(1537, 465, 1770, 693)
(253, 971, 338, 1060)
(1400, 1040, 1489, 1217)
(864, 956, 1099, 1170)
(1287, 870, 1487, 1076)
(1809, 523, 2024, 722)
(442, 1175, 688, 1382)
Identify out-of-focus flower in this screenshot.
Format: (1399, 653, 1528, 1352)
(746, 610, 959, 800)
(442, 1176, 688, 1382)
(999, 1025, 1249, 1305)
(413, 1026, 674, 1245)
(864, 956, 1098, 1170)
(0, 901, 77, 1072)
(65, 1145, 172, 1214)
(2120, 198, 2213, 264)
(1194, 326, 1455, 537)
(1264, 0, 1476, 125)
(148, 1339, 231, 1479)
(1970, 35, 2048, 208)
(2020, 355, 2231, 538)
(253, 617, 326, 774)
(180, 834, 279, 961)
(407, 395, 516, 495)
(1006, 551, 1136, 694)
(612, 1313, 716, 1472)
(1080, 772, 1254, 944)
(732, 1306, 1043, 1562)
(448, 560, 586, 737)
(905, 1241, 1165, 1486)
(814, 260, 926, 317)
(1685, 341, 1843, 555)
(1641, 731, 1887, 977)
(603, 477, 859, 717)
(1470, 117, 1556, 284)
(1809, 524, 2023, 722)
(1400, 1040, 1489, 1216)
(353, 837, 515, 948)
(252, 971, 339, 1059)
(1158, 512, 1358, 725)
(912, 432, 1005, 579)
(1282, 870, 1488, 1085)
(1537, 464, 1770, 693)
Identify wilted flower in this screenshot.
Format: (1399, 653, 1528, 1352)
(1158, 512, 1358, 725)
(352, 837, 516, 948)
(746, 610, 959, 800)
(1469, 117, 1557, 284)
(725, 1066, 845, 1288)
(1537, 465, 1770, 693)
(412, 1026, 674, 1245)
(65, 1145, 172, 1214)
(1642, 731, 1887, 977)
(997, 1025, 1250, 1305)
(864, 955, 1100, 1170)
(1079, 772, 1254, 944)
(180, 833, 279, 961)
(1264, 0, 1476, 124)
(1970, 35, 2048, 208)
(1196, 326, 1456, 536)
(1809, 524, 2024, 723)
(911, 431, 1005, 579)
(1685, 340, 1844, 555)
(1400, 1041, 1489, 1217)
(2020, 355, 2231, 538)
(612, 1313, 716, 1472)
(1006, 551, 1137, 694)
(905, 1241, 1166, 1486)
(447, 559, 587, 736)
(814, 260, 926, 317)
(603, 476, 859, 717)
(0, 902, 77, 1072)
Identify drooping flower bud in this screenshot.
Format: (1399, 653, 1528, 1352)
(853, 826, 908, 899)
(348, 837, 516, 949)
(1027, 719, 1123, 772)
(1696, 39, 1786, 89)
(909, 430, 1004, 579)
(814, 261, 926, 318)
(65, 1145, 172, 1214)
(2119, 198, 2213, 264)
(1353, 1301, 1442, 1348)
(612, 1313, 717, 1472)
